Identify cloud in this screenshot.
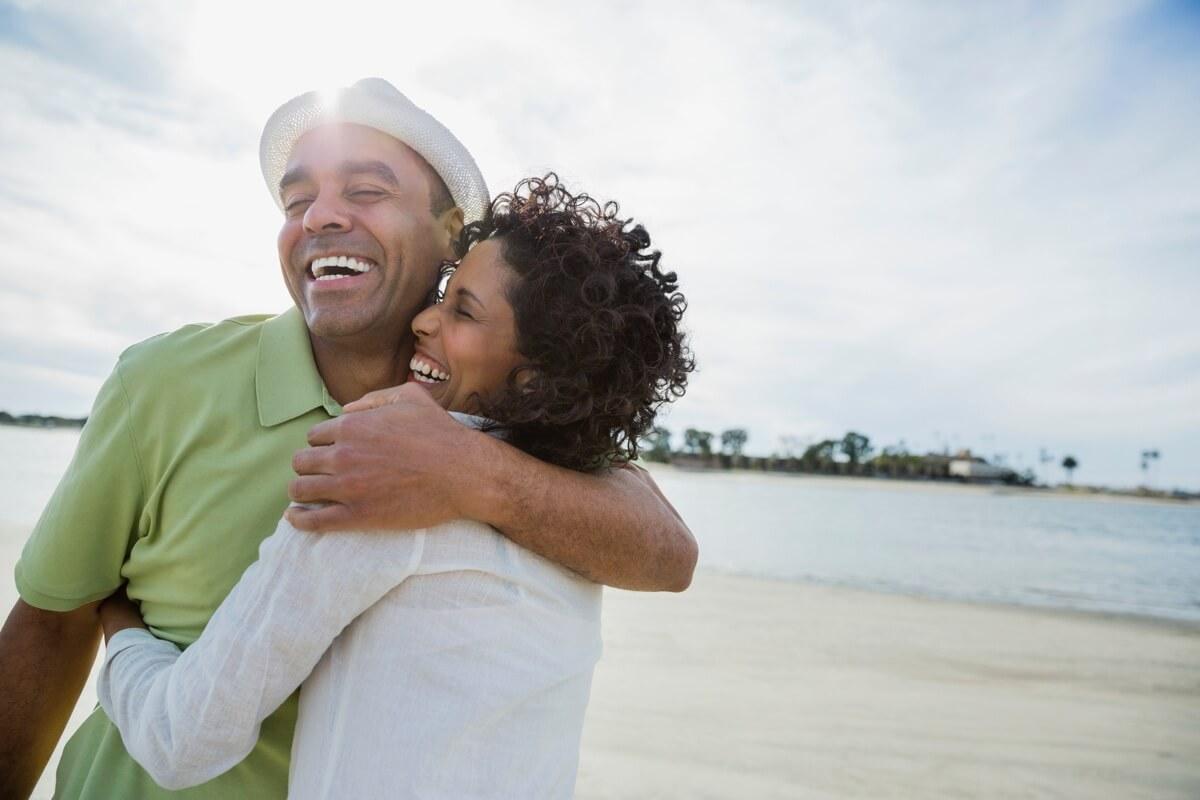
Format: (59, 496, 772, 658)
(0, 0, 1197, 487)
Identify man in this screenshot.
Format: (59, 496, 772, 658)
(0, 78, 696, 798)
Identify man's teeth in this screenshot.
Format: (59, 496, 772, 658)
(311, 256, 373, 280)
(409, 356, 449, 382)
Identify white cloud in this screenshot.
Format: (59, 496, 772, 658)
(1, 0, 1197, 488)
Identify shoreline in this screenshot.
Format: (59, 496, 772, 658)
(640, 462, 1200, 508)
(696, 567, 1200, 633)
(1, 424, 1192, 504)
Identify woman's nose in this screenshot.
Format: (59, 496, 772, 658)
(412, 304, 440, 339)
(302, 191, 351, 233)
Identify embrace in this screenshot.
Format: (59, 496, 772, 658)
(0, 78, 695, 799)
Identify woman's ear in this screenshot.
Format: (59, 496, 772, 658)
(514, 365, 539, 392)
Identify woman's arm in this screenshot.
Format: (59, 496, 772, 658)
(97, 516, 424, 790)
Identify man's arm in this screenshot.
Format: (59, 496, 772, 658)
(285, 384, 697, 591)
(2, 354, 151, 796)
(0, 599, 101, 798)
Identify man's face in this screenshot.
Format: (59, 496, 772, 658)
(276, 123, 457, 346)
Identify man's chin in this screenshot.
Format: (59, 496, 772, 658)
(302, 308, 383, 341)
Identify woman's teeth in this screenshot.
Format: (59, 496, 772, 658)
(409, 356, 449, 383)
(311, 256, 373, 281)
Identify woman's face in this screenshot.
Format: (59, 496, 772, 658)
(407, 238, 526, 413)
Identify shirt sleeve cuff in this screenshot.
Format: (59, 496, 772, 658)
(106, 627, 176, 660)
(14, 566, 117, 612)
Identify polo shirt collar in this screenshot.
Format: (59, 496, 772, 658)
(256, 307, 342, 427)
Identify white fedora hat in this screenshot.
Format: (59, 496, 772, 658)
(260, 77, 489, 223)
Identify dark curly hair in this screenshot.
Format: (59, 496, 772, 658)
(452, 174, 693, 472)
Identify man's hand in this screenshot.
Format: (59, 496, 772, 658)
(286, 384, 481, 532)
(287, 382, 697, 591)
(99, 586, 148, 644)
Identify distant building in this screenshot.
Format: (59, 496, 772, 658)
(948, 451, 1014, 483)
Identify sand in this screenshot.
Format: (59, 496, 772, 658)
(576, 574, 1200, 799)
(4, 513, 1197, 798)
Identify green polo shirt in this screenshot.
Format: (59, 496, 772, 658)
(16, 307, 341, 799)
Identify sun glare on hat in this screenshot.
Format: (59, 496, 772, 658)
(260, 78, 490, 223)
(315, 88, 342, 113)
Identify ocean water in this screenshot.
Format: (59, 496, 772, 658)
(2, 427, 1199, 623)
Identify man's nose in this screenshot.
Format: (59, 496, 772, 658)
(302, 191, 351, 233)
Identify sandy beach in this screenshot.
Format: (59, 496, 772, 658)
(576, 574, 1200, 799)
(4, 517, 1198, 799)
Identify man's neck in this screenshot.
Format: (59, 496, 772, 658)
(309, 333, 414, 406)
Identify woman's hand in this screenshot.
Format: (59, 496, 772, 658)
(99, 585, 148, 644)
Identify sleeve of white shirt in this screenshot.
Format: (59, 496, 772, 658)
(97, 515, 425, 790)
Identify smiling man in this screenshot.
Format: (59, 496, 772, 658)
(274, 121, 464, 406)
(0, 78, 696, 799)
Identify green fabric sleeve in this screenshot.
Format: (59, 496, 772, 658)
(14, 358, 146, 611)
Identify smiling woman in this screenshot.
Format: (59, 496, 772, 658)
(407, 173, 694, 471)
(406, 238, 524, 410)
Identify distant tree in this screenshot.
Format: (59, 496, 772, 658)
(802, 439, 839, 471)
(684, 428, 713, 456)
(642, 426, 672, 463)
(872, 442, 917, 477)
(840, 431, 872, 465)
(1061, 455, 1078, 484)
(720, 428, 748, 456)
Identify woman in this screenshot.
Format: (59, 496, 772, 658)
(96, 174, 692, 798)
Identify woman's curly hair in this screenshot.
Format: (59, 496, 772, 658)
(455, 174, 693, 472)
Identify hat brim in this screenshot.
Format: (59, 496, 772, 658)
(260, 78, 489, 224)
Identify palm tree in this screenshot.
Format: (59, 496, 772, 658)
(1140, 449, 1160, 487)
(1061, 455, 1078, 485)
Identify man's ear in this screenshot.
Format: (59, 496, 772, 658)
(439, 206, 465, 253)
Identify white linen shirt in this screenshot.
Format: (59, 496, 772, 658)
(97, 440, 603, 798)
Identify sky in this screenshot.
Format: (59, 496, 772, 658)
(0, 0, 1197, 489)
